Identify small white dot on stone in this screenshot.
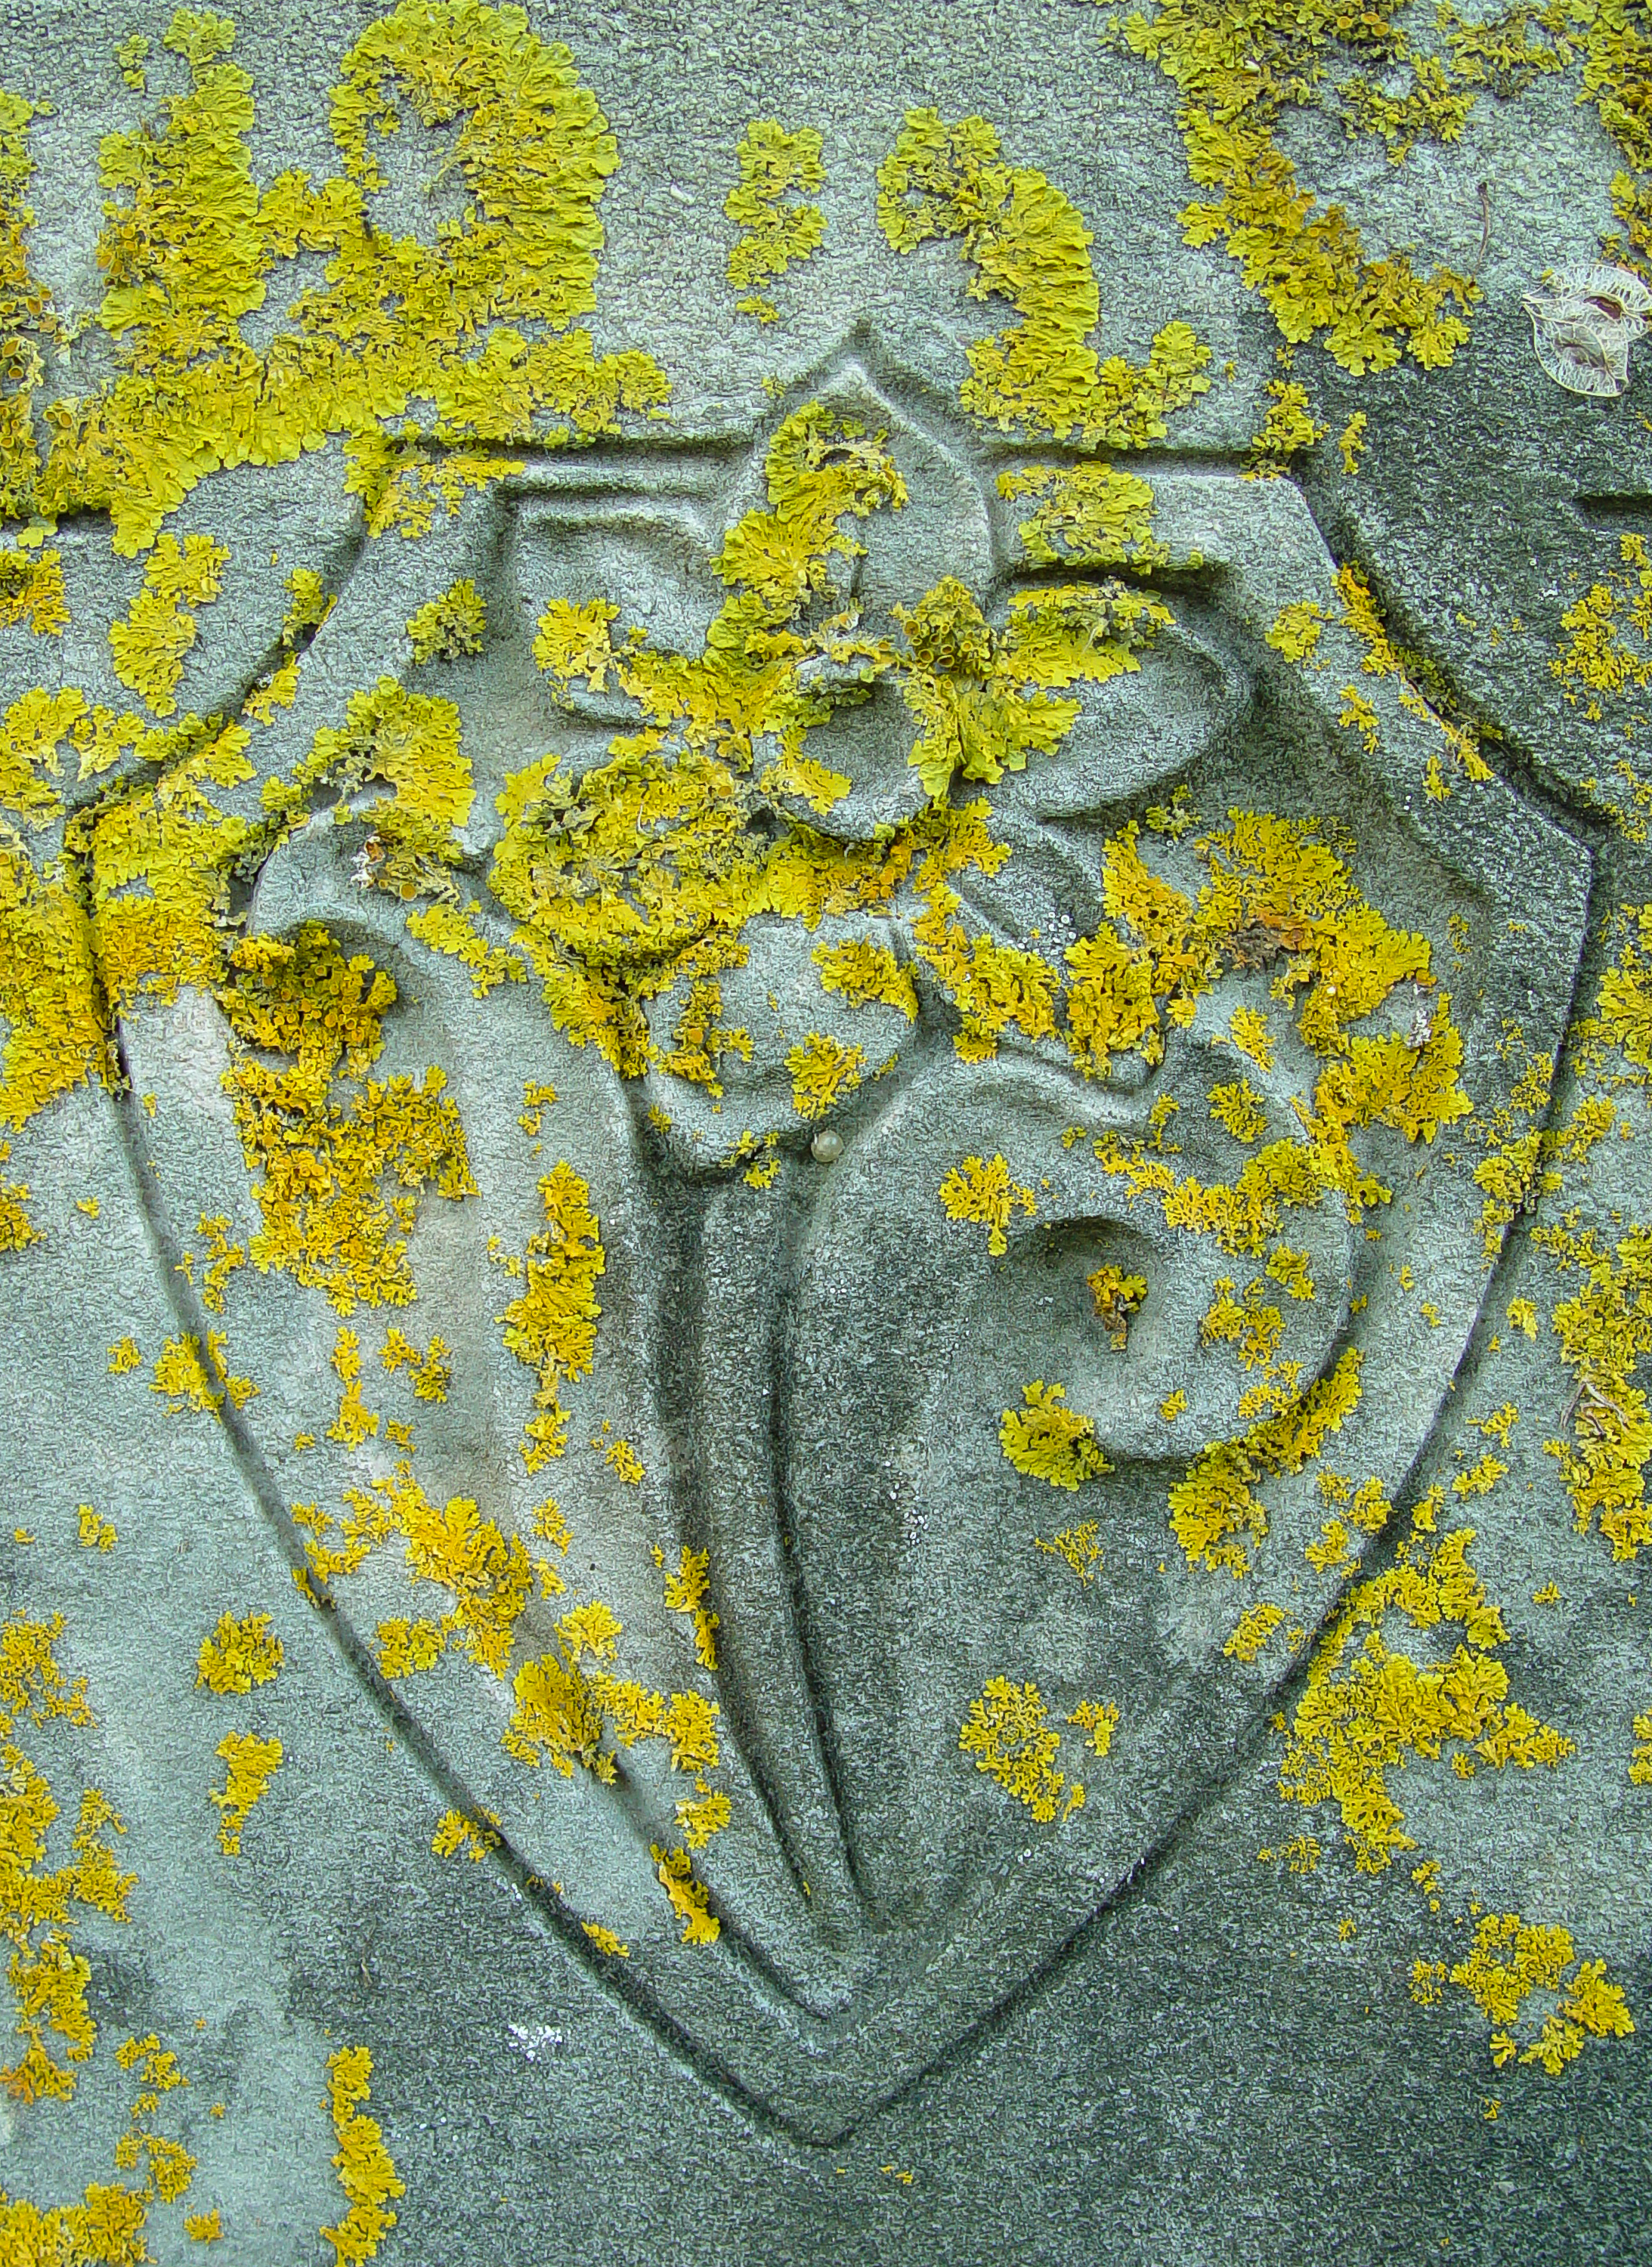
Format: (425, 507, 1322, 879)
(811, 1129, 843, 1164)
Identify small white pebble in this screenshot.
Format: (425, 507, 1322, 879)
(811, 1129, 843, 1164)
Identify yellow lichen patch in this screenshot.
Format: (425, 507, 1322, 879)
(894, 574, 1171, 801)
(504, 1650, 611, 1780)
(195, 1611, 282, 1696)
(407, 579, 485, 666)
(877, 109, 1209, 447)
(939, 1152, 1036, 1255)
(1209, 1075, 1268, 1143)
(0, 545, 67, 634)
(1245, 381, 1326, 478)
(675, 1780, 731, 1850)
(812, 938, 918, 1020)
(1552, 534, 1652, 717)
(208, 1730, 282, 1855)
(1119, 0, 1479, 374)
(662, 1546, 719, 1670)
(493, 1161, 604, 1472)
(1067, 1698, 1119, 1758)
(960, 1677, 1084, 1822)
(30, 3, 669, 557)
(1535, 1206, 1652, 1561)
(320, 2045, 404, 2266)
(1448, 1914, 1633, 2072)
(328, 1328, 379, 1451)
(1087, 1263, 1146, 1347)
(1338, 413, 1367, 474)
(1034, 1521, 1103, 1585)
(1171, 1347, 1363, 1576)
(107, 1338, 141, 1375)
(381, 1327, 450, 1402)
(1001, 458, 1166, 574)
(0, 1616, 132, 2106)
(785, 1033, 865, 1119)
(1335, 566, 1492, 793)
(1159, 1388, 1188, 1421)
(376, 1616, 444, 1678)
(346, 1462, 532, 1677)
(1001, 1381, 1112, 1492)
(151, 1334, 223, 1417)
(581, 1919, 629, 1957)
(651, 1842, 719, 1945)
(599, 1432, 644, 1485)
(107, 533, 228, 717)
(431, 1806, 499, 1862)
(1631, 1711, 1652, 1785)
(725, 120, 826, 322)
(76, 1505, 116, 1552)
(218, 924, 476, 1313)
(1226, 1602, 1287, 1663)
(1228, 1006, 1272, 1069)
(1279, 1523, 1571, 1876)
(186, 2208, 223, 2242)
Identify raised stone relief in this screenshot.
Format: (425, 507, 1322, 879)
(3, 2, 1650, 2256)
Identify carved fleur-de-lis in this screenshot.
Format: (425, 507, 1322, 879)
(1523, 262, 1652, 398)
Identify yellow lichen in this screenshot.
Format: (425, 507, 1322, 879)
(493, 1161, 604, 1472)
(725, 120, 826, 323)
(1001, 1381, 1112, 1492)
(320, 2045, 404, 2265)
(650, 1843, 719, 1946)
(195, 1611, 282, 1696)
(1034, 1521, 1103, 1584)
(208, 1730, 281, 1855)
(939, 1152, 1036, 1255)
(960, 1675, 1084, 1820)
(1067, 1697, 1120, 1758)
(1225, 1601, 1287, 1662)
(1087, 1263, 1146, 1347)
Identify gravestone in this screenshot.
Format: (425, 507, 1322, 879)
(1, 2, 1650, 2258)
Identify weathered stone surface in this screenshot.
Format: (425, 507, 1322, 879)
(2, 1, 1650, 2258)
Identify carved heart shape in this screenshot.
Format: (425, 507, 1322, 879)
(107, 366, 1589, 2139)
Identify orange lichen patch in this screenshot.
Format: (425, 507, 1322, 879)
(195, 1611, 283, 1696)
(960, 1677, 1084, 1821)
(492, 1161, 604, 1473)
(650, 1843, 719, 1946)
(939, 1153, 1035, 1255)
(320, 2045, 404, 2266)
(662, 1546, 719, 1670)
(1001, 1381, 1112, 1492)
(218, 924, 475, 1313)
(209, 1731, 281, 1855)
